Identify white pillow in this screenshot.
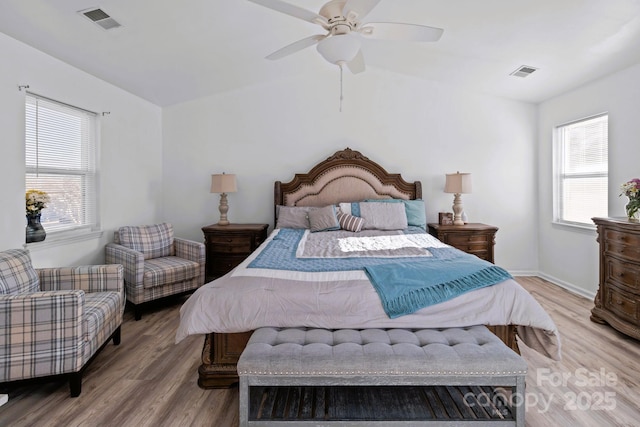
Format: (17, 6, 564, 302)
(360, 202, 408, 230)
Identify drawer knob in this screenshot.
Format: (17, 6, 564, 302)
(227, 238, 232, 242)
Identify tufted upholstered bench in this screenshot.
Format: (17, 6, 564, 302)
(238, 326, 527, 426)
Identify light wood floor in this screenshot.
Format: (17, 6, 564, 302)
(1, 277, 639, 426)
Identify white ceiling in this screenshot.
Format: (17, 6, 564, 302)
(2, 0, 640, 107)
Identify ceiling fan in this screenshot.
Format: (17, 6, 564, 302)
(248, 0, 444, 73)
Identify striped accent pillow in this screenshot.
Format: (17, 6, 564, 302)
(337, 211, 364, 232)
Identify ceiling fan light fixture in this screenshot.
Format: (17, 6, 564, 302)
(316, 34, 361, 64)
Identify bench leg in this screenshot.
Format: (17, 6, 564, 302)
(239, 376, 249, 427)
(514, 375, 526, 427)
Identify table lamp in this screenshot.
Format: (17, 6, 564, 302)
(210, 173, 237, 226)
(444, 172, 472, 226)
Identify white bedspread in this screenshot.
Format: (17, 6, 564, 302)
(176, 229, 561, 360)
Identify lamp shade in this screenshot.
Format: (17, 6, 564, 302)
(210, 174, 237, 193)
(316, 34, 361, 64)
(444, 172, 472, 194)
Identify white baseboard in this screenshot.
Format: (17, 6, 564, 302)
(535, 272, 596, 300)
(507, 269, 596, 300)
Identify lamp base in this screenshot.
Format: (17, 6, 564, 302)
(452, 193, 465, 226)
(218, 193, 230, 226)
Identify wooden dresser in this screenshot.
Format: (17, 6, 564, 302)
(427, 223, 498, 263)
(591, 217, 640, 340)
(199, 223, 268, 388)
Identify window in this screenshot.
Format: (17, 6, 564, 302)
(25, 93, 99, 236)
(553, 113, 608, 227)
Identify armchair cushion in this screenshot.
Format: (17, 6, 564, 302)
(0, 249, 39, 295)
(118, 223, 175, 260)
(83, 291, 122, 359)
(143, 256, 200, 289)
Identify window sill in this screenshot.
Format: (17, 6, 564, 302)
(24, 230, 103, 251)
(551, 220, 597, 235)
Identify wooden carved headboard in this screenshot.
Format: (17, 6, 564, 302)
(274, 148, 422, 223)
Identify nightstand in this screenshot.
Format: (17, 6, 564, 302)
(200, 223, 268, 388)
(202, 223, 269, 282)
(427, 222, 498, 263)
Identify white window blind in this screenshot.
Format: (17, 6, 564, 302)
(554, 113, 608, 227)
(25, 93, 98, 234)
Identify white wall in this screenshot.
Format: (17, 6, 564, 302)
(163, 69, 539, 272)
(1, 31, 540, 273)
(0, 32, 163, 267)
(537, 63, 640, 297)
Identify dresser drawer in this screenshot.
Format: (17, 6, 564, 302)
(605, 258, 640, 292)
(604, 285, 638, 322)
(604, 229, 640, 261)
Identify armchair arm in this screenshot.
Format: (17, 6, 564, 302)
(105, 243, 144, 288)
(174, 237, 205, 263)
(175, 237, 205, 284)
(38, 264, 124, 295)
(0, 291, 85, 381)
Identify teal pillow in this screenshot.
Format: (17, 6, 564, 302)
(365, 199, 427, 230)
(403, 200, 427, 230)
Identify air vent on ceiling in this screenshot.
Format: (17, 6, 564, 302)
(79, 7, 122, 30)
(510, 65, 538, 78)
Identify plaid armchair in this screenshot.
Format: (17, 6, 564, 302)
(105, 223, 205, 320)
(0, 248, 124, 397)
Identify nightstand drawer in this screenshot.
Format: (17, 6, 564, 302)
(211, 255, 247, 276)
(464, 249, 490, 261)
(447, 234, 490, 245)
(207, 235, 252, 251)
(427, 223, 497, 264)
(604, 285, 638, 322)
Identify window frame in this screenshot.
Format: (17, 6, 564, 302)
(552, 112, 609, 230)
(25, 92, 101, 243)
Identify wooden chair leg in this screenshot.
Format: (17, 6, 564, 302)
(112, 326, 121, 345)
(69, 372, 82, 397)
(134, 306, 142, 321)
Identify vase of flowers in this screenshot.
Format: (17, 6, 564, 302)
(620, 178, 640, 222)
(25, 189, 50, 243)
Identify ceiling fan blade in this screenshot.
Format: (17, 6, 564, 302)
(360, 22, 443, 42)
(248, 0, 328, 26)
(346, 49, 365, 74)
(342, 0, 381, 21)
(266, 34, 327, 60)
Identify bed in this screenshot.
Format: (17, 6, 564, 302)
(177, 148, 560, 388)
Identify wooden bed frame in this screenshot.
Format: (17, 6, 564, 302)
(197, 148, 519, 389)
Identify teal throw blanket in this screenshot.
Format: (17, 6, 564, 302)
(364, 254, 512, 318)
